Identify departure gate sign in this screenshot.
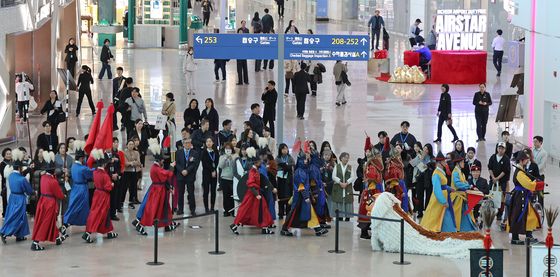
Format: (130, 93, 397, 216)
(435, 9, 487, 51)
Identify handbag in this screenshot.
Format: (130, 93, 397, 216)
(489, 181, 502, 209)
(285, 71, 294, 79)
(28, 97, 38, 111)
(56, 110, 66, 123)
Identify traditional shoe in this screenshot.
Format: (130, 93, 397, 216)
(230, 224, 239, 235)
(511, 239, 524, 245)
(106, 232, 118, 239)
(59, 225, 68, 236)
(82, 232, 94, 243)
(280, 229, 293, 237)
(261, 228, 275, 234)
(30, 242, 45, 251)
(269, 224, 277, 228)
(314, 228, 328, 236)
(1, 234, 6, 244)
(132, 219, 140, 228)
(111, 216, 120, 221)
(360, 233, 372, 240)
(164, 225, 175, 232)
(16, 237, 27, 242)
(56, 236, 64, 245)
(527, 237, 539, 244)
(320, 223, 331, 229)
(137, 226, 148, 236)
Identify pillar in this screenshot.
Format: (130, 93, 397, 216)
(180, 0, 189, 45)
(128, 0, 135, 44)
(97, 0, 117, 46)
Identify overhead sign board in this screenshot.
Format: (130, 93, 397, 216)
(193, 34, 279, 59)
(284, 34, 370, 60)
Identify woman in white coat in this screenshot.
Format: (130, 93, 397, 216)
(183, 47, 197, 95)
(232, 146, 250, 205)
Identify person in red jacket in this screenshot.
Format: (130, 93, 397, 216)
(358, 144, 384, 240)
(82, 149, 118, 243)
(133, 139, 179, 235)
(31, 151, 66, 251)
(230, 147, 274, 235)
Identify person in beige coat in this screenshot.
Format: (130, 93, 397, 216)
(284, 60, 299, 96)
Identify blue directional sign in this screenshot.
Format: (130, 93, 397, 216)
(193, 34, 278, 59)
(284, 34, 370, 61)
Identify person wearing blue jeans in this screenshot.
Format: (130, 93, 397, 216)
(98, 39, 114, 79)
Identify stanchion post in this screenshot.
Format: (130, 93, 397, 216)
(328, 210, 345, 254)
(147, 219, 164, 266)
(393, 218, 410, 265)
(526, 237, 530, 277)
(209, 210, 225, 255)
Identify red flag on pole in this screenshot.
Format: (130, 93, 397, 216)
(464, 190, 484, 216)
(87, 104, 114, 168)
(84, 101, 104, 154)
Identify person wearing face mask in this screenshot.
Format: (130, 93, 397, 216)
(218, 143, 236, 216)
(183, 47, 197, 95)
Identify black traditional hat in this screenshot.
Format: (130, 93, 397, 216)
(148, 138, 164, 161)
(11, 148, 25, 170)
(42, 151, 56, 171)
(74, 140, 87, 159)
(434, 151, 446, 162)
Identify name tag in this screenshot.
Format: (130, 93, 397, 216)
(277, 170, 285, 178)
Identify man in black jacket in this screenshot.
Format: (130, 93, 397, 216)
(488, 142, 510, 220)
(37, 121, 59, 153)
(175, 138, 200, 215)
(468, 165, 489, 220)
(293, 63, 310, 120)
(275, 0, 285, 18)
(112, 67, 126, 130)
(118, 77, 134, 131)
(261, 8, 275, 70)
(261, 81, 278, 137)
(434, 84, 459, 143)
(98, 39, 114, 79)
(473, 83, 492, 142)
(191, 119, 214, 149)
(249, 103, 264, 137)
(236, 21, 250, 85)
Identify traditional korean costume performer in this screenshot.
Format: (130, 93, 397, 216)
(0, 149, 33, 243)
(61, 141, 92, 237)
(31, 151, 66, 251)
(82, 149, 118, 243)
(358, 144, 384, 240)
(309, 151, 331, 228)
(133, 139, 179, 235)
(508, 151, 543, 245)
(420, 152, 457, 232)
(230, 147, 275, 235)
(385, 144, 410, 212)
(449, 154, 477, 232)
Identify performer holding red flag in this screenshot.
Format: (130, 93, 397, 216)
(133, 139, 179, 235)
(87, 103, 115, 168)
(31, 151, 65, 251)
(84, 101, 104, 155)
(82, 149, 118, 243)
(358, 137, 384, 240)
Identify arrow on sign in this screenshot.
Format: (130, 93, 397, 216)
(361, 38, 368, 45)
(196, 36, 202, 44)
(361, 51, 368, 58)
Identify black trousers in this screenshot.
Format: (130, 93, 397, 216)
(413, 172, 425, 214)
(371, 29, 381, 49)
(423, 172, 433, 208)
(277, 178, 292, 217)
(98, 62, 112, 79)
(263, 60, 274, 69)
(220, 179, 234, 214)
(263, 117, 275, 137)
(122, 171, 138, 203)
(309, 79, 317, 95)
(278, 3, 284, 17)
(112, 107, 119, 129)
(475, 110, 489, 140)
(255, 60, 262, 72)
(285, 78, 295, 94)
(110, 178, 122, 215)
(409, 37, 417, 47)
(214, 62, 226, 80)
(296, 93, 306, 117)
(66, 61, 76, 79)
(76, 89, 96, 115)
(436, 116, 458, 140)
(203, 12, 210, 26)
(493, 50, 504, 74)
(236, 60, 248, 84)
(17, 100, 29, 121)
(202, 173, 217, 211)
(177, 179, 196, 214)
(1, 186, 6, 217)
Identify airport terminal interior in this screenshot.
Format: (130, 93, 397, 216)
(0, 0, 559, 276)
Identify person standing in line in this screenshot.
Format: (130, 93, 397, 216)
(409, 18, 422, 47)
(15, 74, 34, 122)
(333, 60, 348, 106)
(98, 39, 114, 80)
(472, 83, 492, 142)
(37, 121, 59, 153)
(532, 135, 547, 207)
(284, 59, 298, 96)
(236, 21, 250, 85)
(213, 59, 227, 82)
(492, 29, 505, 77)
(201, 137, 219, 212)
(108, 138, 125, 220)
(217, 120, 236, 150)
(124, 88, 148, 137)
(64, 38, 79, 78)
(434, 84, 459, 143)
(275, 0, 285, 18)
(251, 12, 263, 72)
(488, 142, 511, 221)
(123, 139, 141, 209)
(249, 103, 264, 137)
(201, 0, 213, 27)
(200, 98, 220, 134)
(463, 147, 482, 181)
(183, 47, 197, 95)
(175, 138, 200, 216)
(218, 143, 236, 216)
(367, 10, 385, 50)
(112, 67, 126, 130)
(293, 63, 310, 120)
(261, 8, 274, 70)
(183, 99, 201, 132)
(117, 77, 134, 131)
(76, 65, 96, 116)
(261, 80, 277, 137)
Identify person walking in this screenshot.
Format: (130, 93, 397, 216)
(261, 80, 278, 137)
(40, 90, 63, 134)
(367, 10, 385, 50)
(15, 74, 34, 123)
(472, 83, 492, 142)
(76, 65, 96, 116)
(333, 60, 348, 106)
(492, 29, 505, 77)
(434, 84, 459, 143)
(409, 19, 422, 47)
(112, 67, 126, 130)
(64, 38, 79, 78)
(284, 59, 298, 96)
(293, 63, 310, 120)
(306, 29, 320, 97)
(124, 88, 148, 136)
(275, 0, 285, 18)
(213, 59, 227, 82)
(261, 8, 275, 70)
(98, 39, 114, 79)
(201, 0, 213, 27)
(183, 46, 197, 95)
(284, 20, 299, 34)
(251, 12, 263, 72)
(236, 21, 249, 85)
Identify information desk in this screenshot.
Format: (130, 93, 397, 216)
(403, 50, 487, 84)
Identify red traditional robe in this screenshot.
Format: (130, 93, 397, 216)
(233, 166, 273, 228)
(385, 157, 405, 201)
(32, 174, 65, 242)
(359, 159, 384, 223)
(85, 168, 114, 234)
(140, 163, 174, 227)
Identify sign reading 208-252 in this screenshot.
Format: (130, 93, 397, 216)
(284, 34, 370, 61)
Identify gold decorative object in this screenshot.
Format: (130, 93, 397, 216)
(388, 65, 426, 84)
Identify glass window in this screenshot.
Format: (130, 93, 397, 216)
(1, 0, 26, 8)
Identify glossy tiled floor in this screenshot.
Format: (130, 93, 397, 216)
(1, 2, 556, 277)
